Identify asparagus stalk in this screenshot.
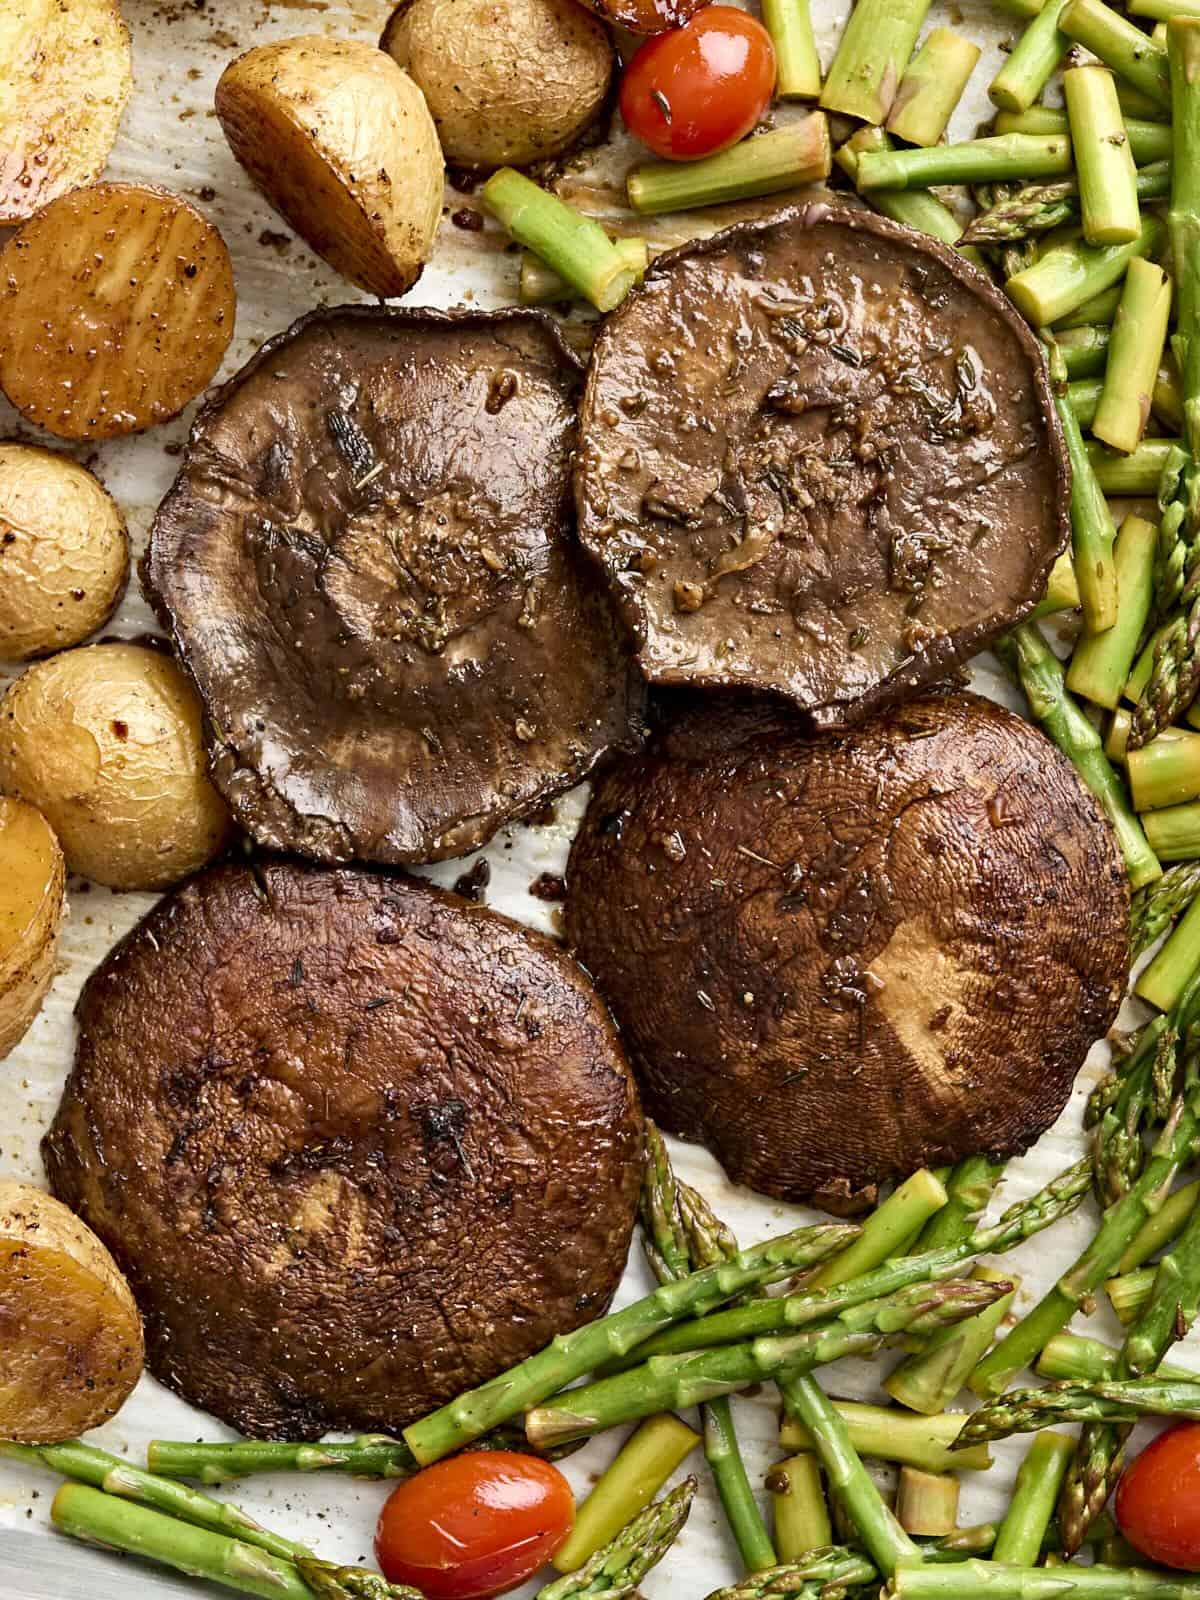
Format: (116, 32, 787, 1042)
(964, 163, 1170, 246)
(1007, 213, 1163, 326)
(1128, 729, 1200, 810)
(1036, 1331, 1194, 1383)
(148, 1437, 417, 1484)
(1094, 262, 1174, 454)
(520, 238, 647, 306)
(958, 1376, 1200, 1444)
(997, 625, 1160, 888)
(1131, 0, 1200, 18)
(1032, 550, 1082, 618)
(1124, 1184, 1200, 1375)
(993, 1434, 1076, 1565)
(481, 170, 639, 313)
(1144, 798, 1200, 859)
(1120, 1172, 1200, 1267)
(896, 1469, 959, 1538)
(887, 29, 981, 147)
(971, 994, 1200, 1398)
(523, 1278, 1008, 1448)
(1108, 707, 1132, 763)
(995, 108, 1172, 165)
(780, 1401, 994, 1475)
(1068, 515, 1158, 708)
(990, 0, 1072, 113)
(1108, 1263, 1157, 1323)
(1058, 323, 1112, 378)
(1134, 862, 1200, 957)
(606, 1158, 1092, 1367)
(836, 128, 985, 265)
(1071, 376, 1105, 426)
(538, 1481, 696, 1600)
(884, 1269, 1020, 1416)
(402, 1218, 857, 1464)
(1052, 337, 1120, 633)
(761, 0, 821, 100)
(767, 1454, 830, 1561)
(1058, 284, 1124, 328)
(914, 1158, 1005, 1253)
(811, 1170, 947, 1289)
(857, 133, 1072, 192)
(1089, 437, 1178, 495)
(819, 0, 933, 124)
(1061, 0, 1172, 109)
(1138, 890, 1200, 1010)
(778, 1375, 920, 1580)
(1087, 1011, 1176, 1208)
(627, 117, 831, 214)
(551, 1414, 700, 1575)
(889, 1561, 1200, 1597)
(1155, 357, 1186, 432)
(1064, 66, 1142, 245)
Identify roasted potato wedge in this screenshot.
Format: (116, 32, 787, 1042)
(0, 0, 133, 225)
(216, 36, 444, 298)
(0, 797, 64, 1060)
(0, 182, 236, 440)
(0, 443, 129, 661)
(0, 1180, 143, 1441)
(382, 0, 614, 171)
(0, 642, 233, 891)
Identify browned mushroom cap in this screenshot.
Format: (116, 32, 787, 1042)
(45, 861, 644, 1438)
(144, 306, 643, 865)
(575, 204, 1070, 727)
(564, 693, 1128, 1215)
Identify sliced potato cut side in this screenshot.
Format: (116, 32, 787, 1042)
(0, 1181, 143, 1441)
(0, 182, 236, 440)
(0, 797, 64, 1059)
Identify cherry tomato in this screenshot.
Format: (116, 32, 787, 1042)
(620, 7, 778, 161)
(586, 0, 709, 33)
(1116, 1423, 1200, 1570)
(374, 1452, 575, 1599)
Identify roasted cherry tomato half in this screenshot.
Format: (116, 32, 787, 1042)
(1116, 1423, 1200, 1570)
(619, 7, 777, 161)
(375, 1451, 575, 1599)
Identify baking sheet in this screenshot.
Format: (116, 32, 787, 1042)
(0, 2, 1183, 1595)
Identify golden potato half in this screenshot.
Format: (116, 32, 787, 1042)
(0, 643, 233, 891)
(216, 36, 444, 298)
(382, 0, 614, 171)
(0, 798, 64, 1060)
(0, 183, 236, 441)
(0, 0, 133, 225)
(0, 443, 129, 661)
(0, 1181, 143, 1441)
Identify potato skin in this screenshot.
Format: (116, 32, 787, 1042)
(0, 443, 129, 661)
(0, 797, 65, 1060)
(0, 1180, 143, 1442)
(0, 643, 233, 891)
(382, 0, 614, 170)
(0, 0, 133, 225)
(216, 37, 444, 298)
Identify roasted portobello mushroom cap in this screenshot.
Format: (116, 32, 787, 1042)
(575, 203, 1070, 726)
(145, 305, 643, 865)
(565, 693, 1128, 1214)
(45, 861, 644, 1438)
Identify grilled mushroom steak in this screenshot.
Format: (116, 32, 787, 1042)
(565, 694, 1128, 1214)
(145, 306, 642, 865)
(575, 204, 1070, 726)
(44, 861, 643, 1438)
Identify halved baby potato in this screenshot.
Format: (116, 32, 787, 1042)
(0, 182, 236, 440)
(216, 36, 444, 298)
(0, 0, 133, 225)
(0, 1180, 143, 1441)
(0, 797, 64, 1060)
(0, 442, 129, 661)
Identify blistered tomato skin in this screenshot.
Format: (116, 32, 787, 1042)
(1116, 1424, 1200, 1571)
(375, 1451, 576, 1599)
(619, 7, 777, 161)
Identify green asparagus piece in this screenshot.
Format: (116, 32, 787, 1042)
(819, 0, 933, 124)
(1138, 889, 1200, 1010)
(1008, 213, 1163, 326)
(627, 117, 832, 214)
(1032, 550, 1082, 617)
(997, 625, 1160, 887)
(147, 1436, 417, 1484)
(780, 1401, 994, 1475)
(1061, 0, 1171, 109)
(552, 1414, 700, 1574)
(1058, 284, 1124, 328)
(857, 133, 1071, 193)
(1137, 865, 1200, 955)
(1108, 1264, 1157, 1324)
(1037, 1331, 1194, 1384)
(993, 1434, 1076, 1565)
(1121, 1174, 1200, 1267)
(889, 1561, 1200, 1597)
(1090, 437, 1178, 495)
(958, 1376, 1200, 1445)
(812, 1170, 947, 1289)
(995, 108, 1172, 165)
(1095, 263, 1174, 454)
(538, 1481, 696, 1600)
(964, 163, 1170, 246)
(1124, 1183, 1200, 1375)
(914, 1158, 1005, 1253)
(1068, 515, 1157, 709)
(836, 128, 985, 266)
(990, 0, 1072, 113)
(896, 1469, 959, 1538)
(1059, 323, 1112, 379)
(1144, 799, 1200, 860)
(1087, 1011, 1176, 1208)
(1064, 65, 1142, 245)
(762, 0, 821, 100)
(885, 1268, 1020, 1416)
(482, 170, 639, 313)
(1049, 336, 1120, 633)
(1130, 730, 1200, 811)
(1155, 357, 1186, 432)
(887, 29, 981, 147)
(705, 1399, 778, 1573)
(402, 1217, 857, 1464)
(523, 1277, 1008, 1448)
(1131, 0, 1200, 18)
(778, 1375, 920, 1580)
(519, 238, 647, 306)
(767, 1454, 831, 1562)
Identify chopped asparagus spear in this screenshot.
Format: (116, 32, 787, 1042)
(781, 1401, 994, 1475)
(819, 0, 933, 124)
(896, 1469, 959, 1538)
(1058, 284, 1124, 327)
(1008, 213, 1163, 326)
(992, 1434, 1076, 1565)
(1128, 728, 1200, 811)
(1094, 261, 1174, 453)
(1108, 1264, 1156, 1324)
(1045, 337, 1120, 634)
(857, 132, 1072, 191)
(1089, 436, 1178, 495)
(958, 1376, 1200, 1445)
(482, 170, 638, 312)
(990, 0, 1072, 113)
(1032, 550, 1082, 618)
(1131, 0, 1200, 17)
(811, 1169, 948, 1289)
(1144, 799, 1200, 860)
(1068, 515, 1157, 709)
(538, 1481, 696, 1600)
(761, 0, 821, 99)
(1058, 323, 1111, 378)
(1064, 65, 1141, 246)
(891, 1560, 1200, 1597)
(1037, 1331, 1194, 1383)
(997, 108, 1172, 165)
(1137, 889, 1200, 1010)
(836, 128, 985, 267)
(627, 117, 831, 214)
(885, 1269, 1020, 1416)
(887, 29, 982, 147)
(768, 1454, 831, 1561)
(963, 162, 1170, 247)
(520, 237, 647, 306)
(147, 1436, 416, 1484)
(1061, 0, 1171, 108)
(1133, 870, 1200, 963)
